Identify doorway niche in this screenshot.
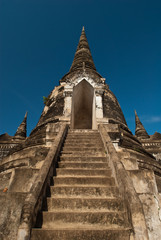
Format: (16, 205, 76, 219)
(71, 80, 96, 129)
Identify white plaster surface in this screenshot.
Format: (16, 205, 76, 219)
(139, 194, 161, 240)
(129, 170, 158, 194)
(64, 96, 72, 117)
(95, 95, 103, 119)
(121, 158, 139, 170)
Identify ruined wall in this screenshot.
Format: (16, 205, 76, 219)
(0, 192, 27, 240)
(0, 134, 22, 161)
(0, 122, 62, 240)
(141, 138, 161, 162)
(0, 143, 18, 161)
(35, 85, 64, 128)
(103, 86, 127, 125)
(100, 123, 161, 240)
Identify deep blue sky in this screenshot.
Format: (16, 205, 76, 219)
(0, 0, 161, 136)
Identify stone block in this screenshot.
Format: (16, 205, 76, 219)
(0, 192, 26, 240)
(31, 228, 131, 240)
(51, 186, 119, 198)
(128, 170, 158, 194)
(9, 168, 39, 192)
(121, 158, 139, 170)
(139, 193, 161, 240)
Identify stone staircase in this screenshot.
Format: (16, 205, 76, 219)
(31, 129, 131, 240)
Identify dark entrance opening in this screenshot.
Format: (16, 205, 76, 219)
(71, 80, 94, 129)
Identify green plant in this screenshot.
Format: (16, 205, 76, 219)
(43, 96, 49, 105)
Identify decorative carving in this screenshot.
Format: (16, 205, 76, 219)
(95, 89, 104, 96)
(64, 91, 73, 97)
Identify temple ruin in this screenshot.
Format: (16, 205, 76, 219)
(0, 27, 161, 240)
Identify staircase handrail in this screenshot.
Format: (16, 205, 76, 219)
(17, 123, 68, 240)
(99, 124, 149, 239)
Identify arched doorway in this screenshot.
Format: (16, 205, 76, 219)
(71, 80, 96, 129)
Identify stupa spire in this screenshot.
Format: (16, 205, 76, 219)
(14, 112, 27, 138)
(69, 27, 96, 72)
(135, 110, 149, 140)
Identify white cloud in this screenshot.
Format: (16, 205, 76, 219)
(143, 116, 161, 123)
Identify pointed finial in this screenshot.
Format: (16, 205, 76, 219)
(69, 27, 96, 72)
(135, 110, 149, 140)
(24, 111, 28, 118)
(14, 112, 28, 138)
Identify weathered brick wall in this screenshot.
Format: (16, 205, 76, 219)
(103, 87, 127, 125)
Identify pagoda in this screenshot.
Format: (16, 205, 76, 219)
(0, 28, 161, 240)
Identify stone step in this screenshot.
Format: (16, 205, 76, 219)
(67, 132, 100, 135)
(66, 132, 100, 135)
(66, 138, 101, 141)
(63, 143, 104, 148)
(64, 140, 102, 145)
(65, 137, 101, 141)
(66, 133, 101, 137)
(65, 137, 102, 141)
(47, 197, 124, 211)
(53, 176, 115, 186)
(58, 162, 109, 169)
(64, 141, 102, 146)
(68, 129, 99, 132)
(31, 130, 131, 240)
(60, 156, 108, 162)
(56, 168, 112, 176)
(62, 147, 104, 152)
(31, 228, 131, 240)
(61, 152, 106, 157)
(42, 211, 126, 227)
(69, 129, 99, 132)
(65, 135, 102, 142)
(51, 186, 119, 198)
